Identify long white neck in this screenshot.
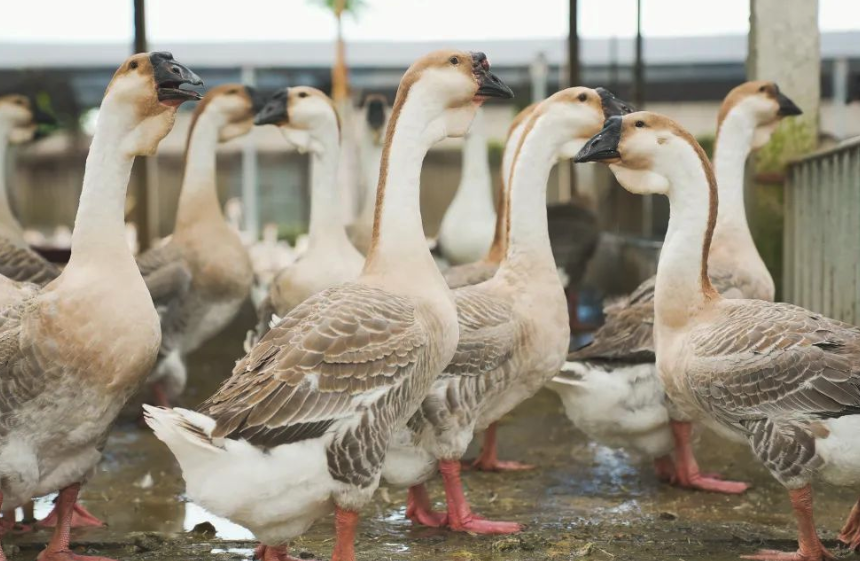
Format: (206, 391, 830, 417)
(358, 136, 383, 224)
(711, 109, 757, 253)
(68, 108, 138, 271)
(363, 90, 448, 288)
(652, 144, 718, 329)
(307, 124, 351, 249)
(0, 124, 25, 243)
(450, 128, 494, 216)
(175, 111, 226, 231)
(498, 116, 561, 281)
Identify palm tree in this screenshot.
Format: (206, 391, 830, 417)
(310, 0, 366, 103)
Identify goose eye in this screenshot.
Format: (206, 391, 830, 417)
(14, 99, 25, 106)
(577, 93, 587, 102)
(130, 61, 139, 70)
(759, 85, 767, 93)
(635, 120, 645, 128)
(449, 56, 460, 66)
(298, 91, 309, 99)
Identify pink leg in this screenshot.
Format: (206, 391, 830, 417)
(465, 423, 536, 472)
(254, 543, 307, 561)
(1, 508, 33, 535)
(331, 507, 359, 561)
(741, 486, 834, 561)
(671, 421, 749, 494)
(39, 500, 104, 529)
(36, 484, 115, 561)
(838, 497, 860, 550)
(439, 459, 523, 534)
(405, 484, 447, 527)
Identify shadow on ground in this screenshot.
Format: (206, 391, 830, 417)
(6, 303, 859, 560)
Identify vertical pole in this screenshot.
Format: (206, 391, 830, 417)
(564, 0, 579, 201)
(833, 57, 849, 140)
(633, 0, 650, 236)
(133, 0, 151, 250)
(241, 65, 260, 242)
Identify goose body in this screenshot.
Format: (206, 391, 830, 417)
(146, 51, 514, 561)
(255, 89, 365, 348)
(0, 95, 61, 286)
(437, 108, 496, 266)
(550, 82, 800, 487)
(575, 107, 856, 561)
(138, 84, 259, 404)
(0, 52, 202, 561)
(385, 87, 629, 533)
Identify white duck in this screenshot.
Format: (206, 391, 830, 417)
(382, 87, 628, 534)
(550, 82, 802, 493)
(136, 84, 259, 406)
(576, 110, 860, 561)
(0, 52, 202, 561)
(145, 50, 513, 561)
(256, 87, 365, 330)
(437, 107, 496, 265)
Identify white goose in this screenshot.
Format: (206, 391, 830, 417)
(145, 50, 513, 561)
(382, 87, 629, 534)
(256, 87, 365, 328)
(437, 108, 496, 266)
(347, 94, 389, 256)
(576, 111, 860, 561)
(550, 82, 802, 492)
(0, 52, 202, 561)
(0, 94, 61, 286)
(136, 84, 259, 407)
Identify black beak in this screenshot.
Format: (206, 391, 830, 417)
(255, 89, 288, 126)
(150, 52, 204, 105)
(245, 86, 267, 114)
(595, 87, 635, 118)
(776, 91, 802, 117)
(366, 98, 386, 130)
(471, 52, 514, 100)
(574, 115, 623, 163)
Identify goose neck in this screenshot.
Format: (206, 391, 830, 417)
(712, 110, 756, 251)
(307, 131, 347, 247)
(175, 111, 226, 232)
(453, 131, 493, 211)
(0, 127, 25, 243)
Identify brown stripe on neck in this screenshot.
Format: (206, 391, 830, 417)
(485, 173, 507, 263)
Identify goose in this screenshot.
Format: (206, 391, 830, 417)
(144, 50, 513, 561)
(255, 87, 366, 333)
(576, 111, 860, 561)
(0, 52, 202, 561)
(441, 103, 535, 291)
(347, 94, 389, 255)
(549, 82, 802, 493)
(436, 108, 496, 265)
(0, 94, 61, 286)
(383, 86, 630, 534)
(136, 84, 260, 407)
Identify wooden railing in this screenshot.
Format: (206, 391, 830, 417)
(784, 137, 860, 324)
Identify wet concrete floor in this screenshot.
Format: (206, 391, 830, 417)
(6, 305, 860, 561)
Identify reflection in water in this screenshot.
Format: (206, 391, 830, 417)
(184, 501, 255, 540)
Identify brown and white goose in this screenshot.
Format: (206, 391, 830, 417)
(0, 94, 61, 286)
(136, 84, 259, 406)
(440, 103, 535, 291)
(576, 111, 860, 561)
(145, 51, 513, 561)
(256, 87, 366, 331)
(383, 86, 628, 533)
(550, 82, 802, 493)
(347, 94, 389, 256)
(0, 52, 201, 561)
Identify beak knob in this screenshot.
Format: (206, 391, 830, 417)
(471, 52, 514, 100)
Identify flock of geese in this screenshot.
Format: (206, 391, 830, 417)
(0, 47, 857, 561)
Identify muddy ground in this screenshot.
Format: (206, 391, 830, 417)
(6, 305, 860, 561)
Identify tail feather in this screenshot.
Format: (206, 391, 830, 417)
(551, 361, 591, 386)
(143, 405, 224, 458)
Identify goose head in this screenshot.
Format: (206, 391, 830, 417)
(362, 94, 389, 146)
(0, 94, 56, 144)
(255, 86, 339, 155)
(536, 86, 634, 162)
(394, 50, 514, 144)
(190, 84, 265, 144)
(718, 80, 802, 149)
(101, 52, 203, 156)
(575, 111, 711, 197)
